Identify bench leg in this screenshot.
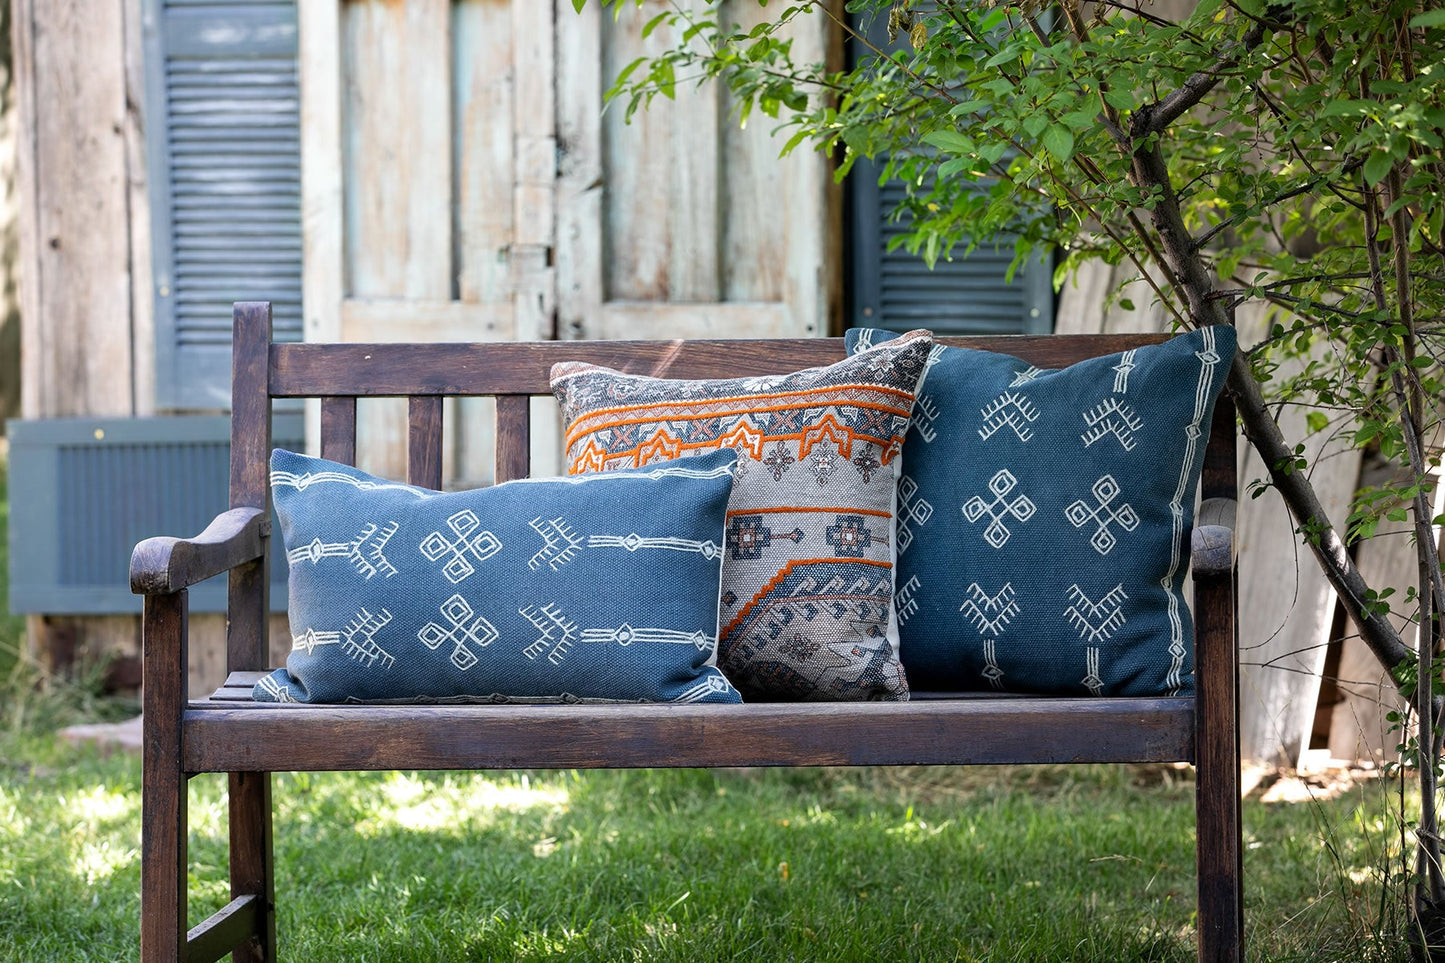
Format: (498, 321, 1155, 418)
(229, 771, 277, 961)
(1195, 570, 1243, 963)
(141, 593, 188, 963)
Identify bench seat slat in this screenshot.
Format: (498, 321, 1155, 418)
(181, 697, 1194, 772)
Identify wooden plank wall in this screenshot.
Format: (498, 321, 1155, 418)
(10, 0, 286, 697)
(12, 0, 152, 685)
(1326, 463, 1445, 764)
(302, 0, 838, 485)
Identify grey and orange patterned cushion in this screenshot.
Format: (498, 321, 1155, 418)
(845, 326, 1236, 697)
(551, 330, 933, 702)
(253, 447, 742, 705)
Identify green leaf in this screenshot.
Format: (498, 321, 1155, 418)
(1041, 125, 1075, 162)
(1319, 99, 1373, 119)
(984, 46, 1023, 69)
(572, 0, 587, 12)
(780, 127, 810, 157)
(978, 141, 1009, 165)
(1118, 298, 1135, 311)
(922, 130, 975, 154)
(1409, 9, 1445, 28)
(653, 59, 676, 99)
(1023, 114, 1049, 138)
(1363, 151, 1393, 187)
(1305, 411, 1329, 435)
(1103, 88, 1133, 111)
(641, 11, 670, 39)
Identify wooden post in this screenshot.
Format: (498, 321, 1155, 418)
(227, 302, 276, 960)
(1194, 394, 1243, 963)
(140, 592, 188, 963)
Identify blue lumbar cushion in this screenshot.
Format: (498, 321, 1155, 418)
(254, 448, 742, 704)
(844, 327, 1236, 697)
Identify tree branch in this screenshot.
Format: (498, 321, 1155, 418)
(1134, 16, 1274, 136)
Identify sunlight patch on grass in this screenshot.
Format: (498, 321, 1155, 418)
(0, 788, 31, 837)
(62, 786, 140, 885)
(360, 771, 570, 836)
(72, 837, 133, 886)
(186, 779, 229, 841)
(68, 784, 132, 824)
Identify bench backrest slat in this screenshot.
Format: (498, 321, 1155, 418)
(406, 396, 444, 490)
(266, 334, 1172, 397)
(495, 395, 532, 484)
(319, 396, 357, 466)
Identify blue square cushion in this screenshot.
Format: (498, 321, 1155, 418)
(844, 327, 1236, 696)
(253, 448, 742, 704)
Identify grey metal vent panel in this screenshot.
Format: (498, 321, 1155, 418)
(145, 1, 302, 409)
(7, 415, 301, 615)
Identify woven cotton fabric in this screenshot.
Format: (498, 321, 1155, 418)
(845, 326, 1236, 697)
(253, 448, 742, 705)
(551, 330, 933, 702)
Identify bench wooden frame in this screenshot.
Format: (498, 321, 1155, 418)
(131, 302, 1243, 962)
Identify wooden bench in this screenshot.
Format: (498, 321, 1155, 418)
(130, 301, 1243, 963)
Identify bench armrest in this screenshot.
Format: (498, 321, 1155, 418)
(130, 507, 270, 595)
(1190, 497, 1236, 579)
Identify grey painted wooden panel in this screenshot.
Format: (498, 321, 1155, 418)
(144, 0, 303, 410)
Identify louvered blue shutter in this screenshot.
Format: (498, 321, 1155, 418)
(846, 11, 1054, 336)
(143, 0, 302, 410)
(849, 169, 1054, 335)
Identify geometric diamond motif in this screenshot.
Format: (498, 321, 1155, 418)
(961, 468, 1037, 549)
(982, 638, 1006, 690)
(1064, 474, 1140, 555)
(417, 593, 498, 671)
(420, 509, 504, 583)
(897, 475, 935, 554)
(1111, 349, 1137, 393)
(1010, 365, 1045, 388)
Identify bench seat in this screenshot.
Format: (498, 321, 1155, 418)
(186, 672, 1195, 771)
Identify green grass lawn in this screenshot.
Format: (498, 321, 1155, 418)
(0, 457, 1419, 962)
(0, 731, 1417, 962)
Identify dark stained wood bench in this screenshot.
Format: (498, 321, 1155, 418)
(130, 302, 1243, 963)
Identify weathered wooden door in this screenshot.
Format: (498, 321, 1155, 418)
(300, 0, 837, 482)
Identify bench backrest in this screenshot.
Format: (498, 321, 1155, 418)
(224, 302, 1237, 678)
